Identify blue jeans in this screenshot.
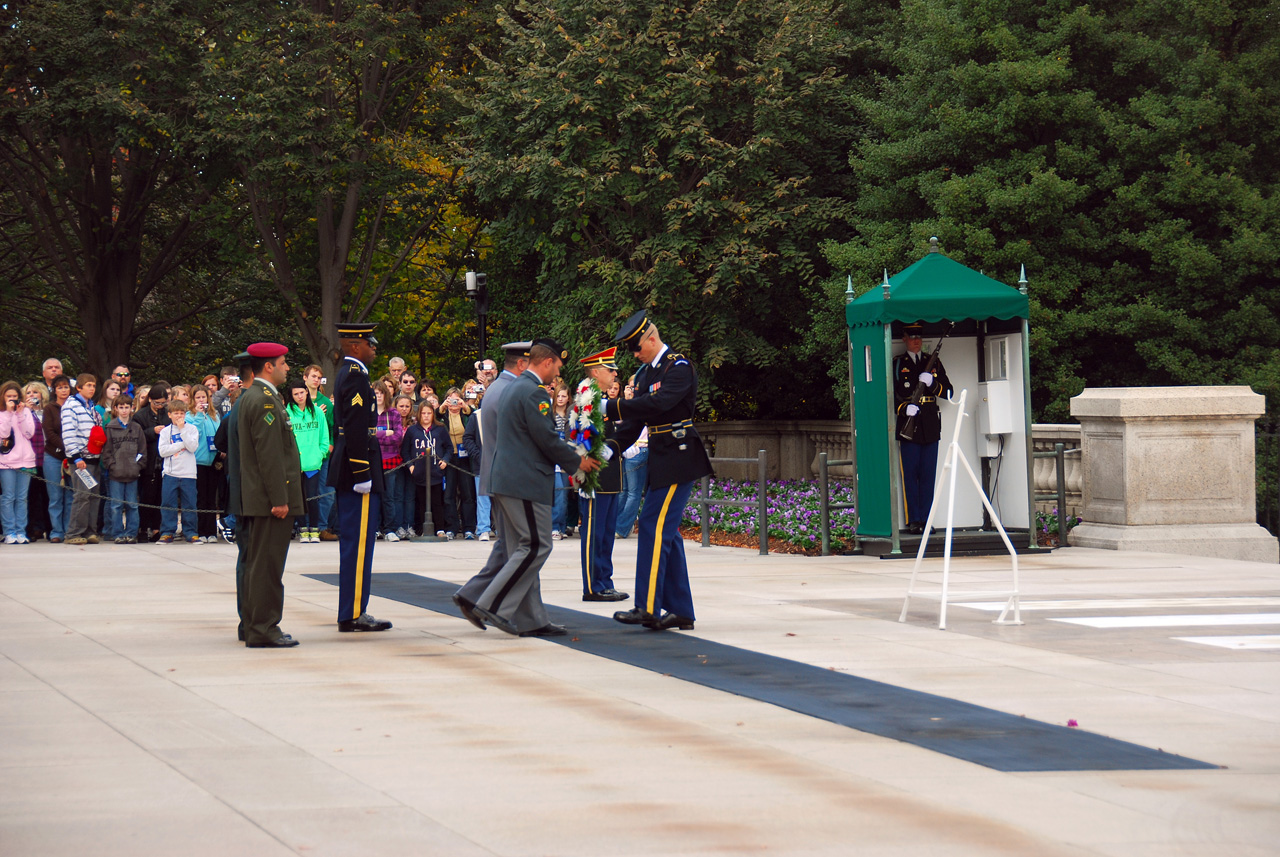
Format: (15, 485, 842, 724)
(474, 477, 490, 534)
(552, 471, 569, 532)
(109, 479, 140, 539)
(99, 469, 115, 539)
(43, 453, 71, 539)
(0, 468, 32, 538)
(615, 448, 648, 536)
(316, 458, 335, 532)
(161, 475, 196, 537)
(381, 468, 403, 534)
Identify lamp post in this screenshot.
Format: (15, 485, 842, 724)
(465, 270, 489, 362)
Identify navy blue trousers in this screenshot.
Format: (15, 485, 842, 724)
(579, 492, 619, 595)
(900, 440, 940, 526)
(633, 481, 695, 620)
(337, 490, 381, 622)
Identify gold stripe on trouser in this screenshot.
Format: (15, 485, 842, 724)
(354, 492, 370, 618)
(584, 499, 594, 587)
(646, 485, 679, 615)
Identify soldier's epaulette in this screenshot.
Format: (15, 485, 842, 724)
(667, 352, 690, 366)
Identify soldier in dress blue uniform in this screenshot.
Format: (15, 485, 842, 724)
(894, 322, 953, 535)
(605, 311, 713, 632)
(327, 323, 393, 633)
(574, 346, 628, 603)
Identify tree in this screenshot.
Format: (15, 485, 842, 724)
(818, 0, 1280, 420)
(196, 0, 495, 381)
(458, 0, 866, 416)
(0, 0, 240, 379)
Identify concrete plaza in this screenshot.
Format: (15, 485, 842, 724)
(2, 534, 1277, 856)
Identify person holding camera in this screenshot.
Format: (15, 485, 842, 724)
(438, 387, 476, 539)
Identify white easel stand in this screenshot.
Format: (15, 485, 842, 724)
(898, 389, 1023, 630)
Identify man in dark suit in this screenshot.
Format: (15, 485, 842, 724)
(237, 342, 304, 648)
(605, 311, 713, 632)
(327, 323, 393, 633)
(452, 342, 529, 629)
(573, 346, 628, 603)
(894, 322, 953, 535)
(455, 339, 598, 638)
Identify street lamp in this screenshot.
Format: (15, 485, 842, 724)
(465, 270, 489, 362)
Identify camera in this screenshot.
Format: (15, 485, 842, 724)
(464, 391, 477, 400)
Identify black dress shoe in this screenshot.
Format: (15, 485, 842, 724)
(472, 604, 519, 636)
(518, 623, 568, 637)
(452, 593, 486, 631)
(338, 614, 393, 632)
(246, 635, 300, 648)
(583, 589, 629, 602)
(613, 607, 654, 625)
(644, 612, 695, 631)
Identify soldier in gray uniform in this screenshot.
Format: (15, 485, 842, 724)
(453, 339, 598, 637)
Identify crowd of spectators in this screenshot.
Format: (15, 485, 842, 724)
(0, 355, 648, 547)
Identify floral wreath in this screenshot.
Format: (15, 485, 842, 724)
(567, 377, 607, 495)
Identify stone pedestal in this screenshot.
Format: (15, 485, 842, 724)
(1069, 386, 1277, 563)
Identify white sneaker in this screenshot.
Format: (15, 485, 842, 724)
(479, 532, 490, 542)
(436, 530, 446, 538)
(17, 536, 30, 544)
(384, 531, 400, 543)
(445, 532, 455, 541)
(395, 527, 409, 540)
(551, 531, 563, 541)
(3, 536, 16, 545)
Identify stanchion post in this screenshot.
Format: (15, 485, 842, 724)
(757, 449, 768, 556)
(701, 474, 711, 548)
(819, 452, 830, 556)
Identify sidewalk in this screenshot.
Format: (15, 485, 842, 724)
(1, 536, 1277, 856)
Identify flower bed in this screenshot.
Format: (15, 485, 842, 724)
(680, 477, 858, 554)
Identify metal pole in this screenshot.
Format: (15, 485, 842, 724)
(845, 276, 860, 553)
(700, 474, 711, 548)
(1021, 316, 1037, 550)
(885, 323, 903, 555)
(1056, 442, 1067, 545)
(819, 452, 831, 556)
(757, 449, 768, 556)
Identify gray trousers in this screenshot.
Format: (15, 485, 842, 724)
(458, 494, 552, 633)
(67, 461, 101, 539)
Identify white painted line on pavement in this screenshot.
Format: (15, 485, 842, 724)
(1050, 613, 1280, 629)
(1174, 635, 1280, 650)
(955, 597, 1280, 612)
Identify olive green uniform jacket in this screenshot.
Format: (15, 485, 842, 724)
(237, 380, 304, 517)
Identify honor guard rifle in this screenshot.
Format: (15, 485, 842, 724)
(898, 322, 955, 441)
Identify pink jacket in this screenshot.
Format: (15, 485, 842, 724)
(0, 407, 38, 469)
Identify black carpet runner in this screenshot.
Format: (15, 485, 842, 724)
(306, 572, 1217, 773)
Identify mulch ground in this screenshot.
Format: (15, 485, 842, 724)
(677, 526, 835, 556)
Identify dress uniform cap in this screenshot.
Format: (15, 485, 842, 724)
(336, 322, 378, 346)
(246, 342, 288, 359)
(579, 346, 619, 369)
(902, 323, 925, 337)
(613, 309, 650, 351)
(501, 340, 533, 358)
(532, 338, 569, 361)
(233, 351, 252, 362)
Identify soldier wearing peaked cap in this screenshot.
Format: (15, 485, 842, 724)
(894, 322, 953, 535)
(453, 338, 599, 638)
(605, 311, 712, 632)
(327, 323, 392, 634)
(573, 346, 629, 603)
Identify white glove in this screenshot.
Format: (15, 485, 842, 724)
(918, 372, 933, 387)
(905, 404, 920, 417)
(353, 480, 372, 494)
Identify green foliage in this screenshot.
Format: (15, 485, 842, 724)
(457, 0, 865, 416)
(819, 0, 1280, 421)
